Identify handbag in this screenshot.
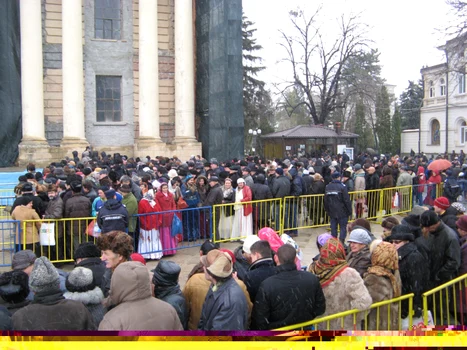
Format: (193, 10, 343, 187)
(86, 220, 101, 238)
(177, 197, 189, 210)
(171, 214, 183, 237)
(40, 222, 56, 246)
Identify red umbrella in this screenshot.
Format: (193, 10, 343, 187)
(427, 159, 452, 173)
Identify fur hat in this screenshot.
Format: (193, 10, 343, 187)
(387, 225, 415, 242)
(74, 242, 101, 260)
(66, 267, 95, 293)
(0, 270, 30, 304)
(12, 250, 37, 271)
(200, 249, 233, 278)
(434, 197, 450, 210)
(29, 257, 60, 294)
(420, 210, 441, 227)
(347, 228, 372, 245)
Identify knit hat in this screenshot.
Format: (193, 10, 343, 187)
(29, 257, 60, 294)
(200, 249, 233, 278)
(12, 250, 37, 271)
(308, 167, 315, 174)
(434, 197, 450, 210)
(386, 225, 415, 242)
(410, 205, 429, 216)
(331, 171, 341, 179)
(22, 183, 33, 192)
(119, 184, 132, 193)
(153, 261, 181, 287)
(168, 169, 178, 179)
(237, 178, 245, 184)
(457, 215, 467, 232)
(242, 235, 261, 254)
(276, 168, 284, 176)
(420, 210, 441, 227)
(65, 267, 95, 293)
(354, 164, 362, 171)
(74, 242, 101, 260)
(105, 189, 116, 199)
(130, 253, 146, 265)
(347, 228, 372, 245)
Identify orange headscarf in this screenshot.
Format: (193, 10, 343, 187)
(366, 242, 401, 297)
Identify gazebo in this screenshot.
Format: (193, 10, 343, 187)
(260, 123, 359, 159)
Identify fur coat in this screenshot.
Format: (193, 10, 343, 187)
(364, 273, 400, 330)
(317, 267, 372, 330)
(64, 286, 106, 327)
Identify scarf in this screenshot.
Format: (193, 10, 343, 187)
(309, 237, 348, 287)
(143, 189, 156, 207)
(234, 188, 244, 211)
(366, 242, 401, 297)
(222, 186, 233, 199)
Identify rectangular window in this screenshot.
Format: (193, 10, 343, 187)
(94, 0, 121, 40)
(460, 73, 466, 94)
(96, 76, 122, 122)
(461, 126, 467, 144)
(429, 87, 435, 98)
(440, 85, 446, 96)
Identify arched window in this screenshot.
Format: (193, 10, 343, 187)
(460, 120, 467, 144)
(429, 80, 435, 98)
(440, 78, 446, 96)
(431, 119, 441, 145)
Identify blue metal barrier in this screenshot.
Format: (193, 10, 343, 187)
(0, 220, 19, 267)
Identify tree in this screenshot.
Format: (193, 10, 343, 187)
(274, 87, 310, 130)
(375, 86, 392, 153)
(391, 105, 402, 155)
(242, 15, 274, 155)
(277, 9, 369, 125)
(354, 98, 374, 152)
(399, 80, 423, 130)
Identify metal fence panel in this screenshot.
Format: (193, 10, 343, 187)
(0, 219, 19, 266)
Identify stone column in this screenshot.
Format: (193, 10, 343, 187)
(18, 0, 50, 166)
(175, 0, 196, 142)
(138, 0, 162, 143)
(61, 0, 88, 148)
(19, 0, 46, 142)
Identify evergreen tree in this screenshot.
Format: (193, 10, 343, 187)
(399, 80, 423, 130)
(354, 98, 374, 152)
(375, 86, 392, 153)
(391, 105, 402, 155)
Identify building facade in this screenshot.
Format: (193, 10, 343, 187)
(17, 0, 204, 165)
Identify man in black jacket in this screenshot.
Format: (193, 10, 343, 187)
(365, 166, 380, 219)
(97, 189, 129, 234)
(324, 172, 352, 243)
(252, 245, 325, 330)
(271, 168, 291, 231)
(251, 174, 273, 230)
(203, 177, 223, 237)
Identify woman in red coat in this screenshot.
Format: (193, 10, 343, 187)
(424, 170, 442, 206)
(155, 182, 177, 256)
(138, 185, 162, 260)
(231, 178, 253, 240)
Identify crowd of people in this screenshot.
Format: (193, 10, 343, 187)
(2, 148, 467, 330)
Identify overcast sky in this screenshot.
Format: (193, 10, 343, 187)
(242, 0, 457, 98)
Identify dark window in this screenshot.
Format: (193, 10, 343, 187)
(96, 76, 122, 122)
(431, 119, 440, 145)
(94, 0, 121, 40)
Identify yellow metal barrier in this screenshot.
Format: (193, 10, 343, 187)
(275, 293, 414, 331)
(20, 217, 96, 263)
(422, 273, 467, 327)
(212, 198, 282, 243)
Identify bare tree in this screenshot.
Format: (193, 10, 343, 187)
(277, 9, 369, 125)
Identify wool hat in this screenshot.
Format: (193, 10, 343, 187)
(22, 183, 33, 192)
(70, 181, 82, 192)
(119, 184, 131, 193)
(168, 169, 178, 179)
(354, 164, 362, 171)
(153, 260, 181, 286)
(105, 189, 116, 199)
(200, 249, 233, 278)
(331, 171, 341, 179)
(242, 235, 261, 254)
(347, 228, 372, 245)
(29, 257, 60, 294)
(219, 249, 236, 264)
(387, 225, 415, 242)
(237, 178, 245, 184)
(12, 250, 37, 271)
(65, 267, 95, 293)
(130, 253, 146, 265)
(420, 210, 441, 227)
(434, 197, 450, 210)
(74, 242, 101, 260)
(457, 215, 467, 232)
(276, 168, 284, 176)
(308, 167, 315, 174)
(410, 205, 429, 216)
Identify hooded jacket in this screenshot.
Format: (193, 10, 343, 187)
(289, 168, 303, 197)
(64, 286, 106, 327)
(97, 199, 129, 234)
(98, 262, 183, 330)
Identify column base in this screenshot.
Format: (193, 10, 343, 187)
(173, 138, 202, 161)
(135, 138, 168, 159)
(60, 138, 90, 158)
(18, 139, 56, 167)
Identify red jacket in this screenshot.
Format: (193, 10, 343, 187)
(240, 186, 253, 217)
(138, 199, 162, 230)
(155, 191, 176, 227)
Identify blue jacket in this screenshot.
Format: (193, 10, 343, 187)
(97, 199, 129, 234)
(324, 180, 352, 218)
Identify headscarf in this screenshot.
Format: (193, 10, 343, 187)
(309, 237, 348, 287)
(143, 189, 156, 207)
(366, 242, 401, 297)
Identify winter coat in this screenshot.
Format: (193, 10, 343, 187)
(181, 183, 200, 208)
(439, 206, 460, 236)
(302, 174, 313, 195)
(154, 285, 188, 330)
(380, 174, 394, 189)
(237, 185, 253, 216)
(11, 206, 40, 244)
(343, 178, 354, 192)
(234, 246, 251, 281)
(12, 289, 95, 330)
(396, 171, 412, 187)
(97, 199, 129, 234)
(252, 263, 326, 330)
(272, 175, 291, 198)
(354, 169, 366, 193)
(129, 181, 143, 202)
(251, 183, 272, 201)
(324, 180, 352, 219)
(121, 192, 138, 233)
(0, 306, 11, 330)
(77, 257, 106, 291)
(138, 198, 162, 230)
(460, 235, 467, 276)
(365, 172, 380, 190)
(64, 286, 106, 326)
(364, 273, 399, 330)
(347, 246, 371, 278)
(243, 258, 276, 302)
(397, 242, 428, 317)
(85, 188, 98, 204)
(65, 193, 92, 219)
(44, 196, 63, 219)
(203, 183, 224, 207)
(183, 272, 252, 331)
(289, 168, 304, 197)
(243, 174, 254, 189)
(98, 262, 183, 330)
(427, 222, 461, 288)
(196, 176, 209, 203)
(444, 176, 462, 203)
(11, 193, 45, 218)
(155, 191, 176, 227)
(317, 267, 372, 330)
(198, 276, 249, 331)
(311, 179, 325, 195)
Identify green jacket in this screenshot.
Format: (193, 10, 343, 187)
(122, 192, 138, 233)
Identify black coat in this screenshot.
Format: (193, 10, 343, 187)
(234, 246, 250, 281)
(302, 175, 313, 195)
(365, 172, 380, 190)
(97, 199, 129, 234)
(272, 175, 291, 198)
(323, 180, 352, 219)
(154, 285, 188, 330)
(251, 183, 272, 201)
(77, 257, 107, 291)
(252, 263, 326, 330)
(440, 206, 460, 237)
(0, 306, 11, 330)
(243, 258, 276, 302)
(397, 242, 428, 317)
(203, 184, 223, 207)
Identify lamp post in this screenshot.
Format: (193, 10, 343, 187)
(248, 128, 261, 155)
